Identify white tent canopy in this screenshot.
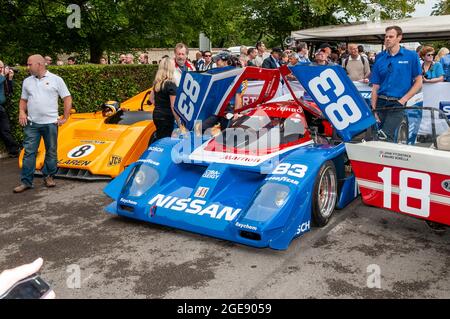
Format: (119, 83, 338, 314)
(291, 15, 450, 44)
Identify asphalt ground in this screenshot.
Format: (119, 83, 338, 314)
(0, 157, 449, 299)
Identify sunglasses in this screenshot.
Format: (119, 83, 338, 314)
(426, 53, 435, 57)
(204, 55, 212, 57)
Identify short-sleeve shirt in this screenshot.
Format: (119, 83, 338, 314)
(439, 55, 450, 81)
(423, 62, 444, 80)
(154, 80, 178, 116)
(21, 71, 71, 124)
(370, 47, 421, 98)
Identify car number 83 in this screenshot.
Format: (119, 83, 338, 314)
(177, 73, 200, 121)
(308, 68, 362, 130)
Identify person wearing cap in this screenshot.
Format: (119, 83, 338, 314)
(262, 47, 282, 69)
(319, 43, 332, 57)
(313, 49, 335, 66)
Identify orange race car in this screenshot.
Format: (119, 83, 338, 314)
(19, 88, 156, 180)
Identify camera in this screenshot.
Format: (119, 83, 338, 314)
(4, 65, 20, 74)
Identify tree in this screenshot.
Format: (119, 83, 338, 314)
(239, 0, 424, 48)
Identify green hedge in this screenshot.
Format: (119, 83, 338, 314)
(1, 64, 157, 148)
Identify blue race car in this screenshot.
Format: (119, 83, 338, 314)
(103, 65, 375, 250)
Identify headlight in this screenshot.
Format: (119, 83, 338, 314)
(243, 184, 290, 223)
(123, 164, 159, 197)
(275, 190, 289, 207)
(135, 170, 146, 185)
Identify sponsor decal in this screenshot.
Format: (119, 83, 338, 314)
(235, 222, 257, 231)
(202, 170, 220, 180)
(148, 194, 241, 221)
(108, 155, 122, 167)
(138, 159, 160, 166)
(80, 140, 106, 144)
(67, 144, 95, 159)
(360, 92, 372, 99)
(120, 198, 137, 205)
(296, 221, 310, 235)
(442, 180, 450, 193)
(148, 146, 164, 153)
(265, 176, 299, 185)
(57, 159, 92, 166)
(379, 151, 411, 162)
(194, 187, 209, 199)
(223, 154, 262, 163)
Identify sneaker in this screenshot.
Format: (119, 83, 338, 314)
(43, 176, 56, 188)
(13, 184, 31, 193)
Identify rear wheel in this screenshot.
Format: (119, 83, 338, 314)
(312, 161, 338, 227)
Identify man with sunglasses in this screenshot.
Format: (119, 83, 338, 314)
(370, 26, 422, 141)
(198, 51, 215, 71)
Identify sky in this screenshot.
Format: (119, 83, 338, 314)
(412, 0, 441, 17)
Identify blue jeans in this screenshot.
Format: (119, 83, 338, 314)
(375, 99, 404, 142)
(21, 122, 58, 186)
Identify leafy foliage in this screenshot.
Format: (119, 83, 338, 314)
(2, 64, 157, 144)
(0, 0, 424, 63)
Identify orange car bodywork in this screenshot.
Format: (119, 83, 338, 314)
(19, 88, 155, 180)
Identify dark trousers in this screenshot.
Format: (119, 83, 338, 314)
(21, 122, 58, 186)
(153, 110, 174, 140)
(375, 99, 404, 142)
(0, 105, 19, 155)
(202, 115, 229, 133)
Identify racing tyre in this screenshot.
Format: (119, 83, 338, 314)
(312, 160, 337, 227)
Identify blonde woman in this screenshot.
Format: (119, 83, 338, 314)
(435, 47, 449, 62)
(149, 57, 181, 140)
(436, 47, 450, 82)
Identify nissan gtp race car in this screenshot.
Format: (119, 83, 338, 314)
(103, 66, 376, 250)
(19, 87, 156, 180)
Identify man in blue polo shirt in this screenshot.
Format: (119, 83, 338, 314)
(370, 25, 422, 141)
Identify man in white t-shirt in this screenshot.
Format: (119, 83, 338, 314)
(14, 55, 72, 193)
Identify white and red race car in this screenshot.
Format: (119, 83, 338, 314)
(286, 65, 449, 230)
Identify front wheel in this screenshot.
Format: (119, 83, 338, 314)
(312, 161, 338, 227)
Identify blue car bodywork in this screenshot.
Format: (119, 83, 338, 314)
(104, 65, 374, 250)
